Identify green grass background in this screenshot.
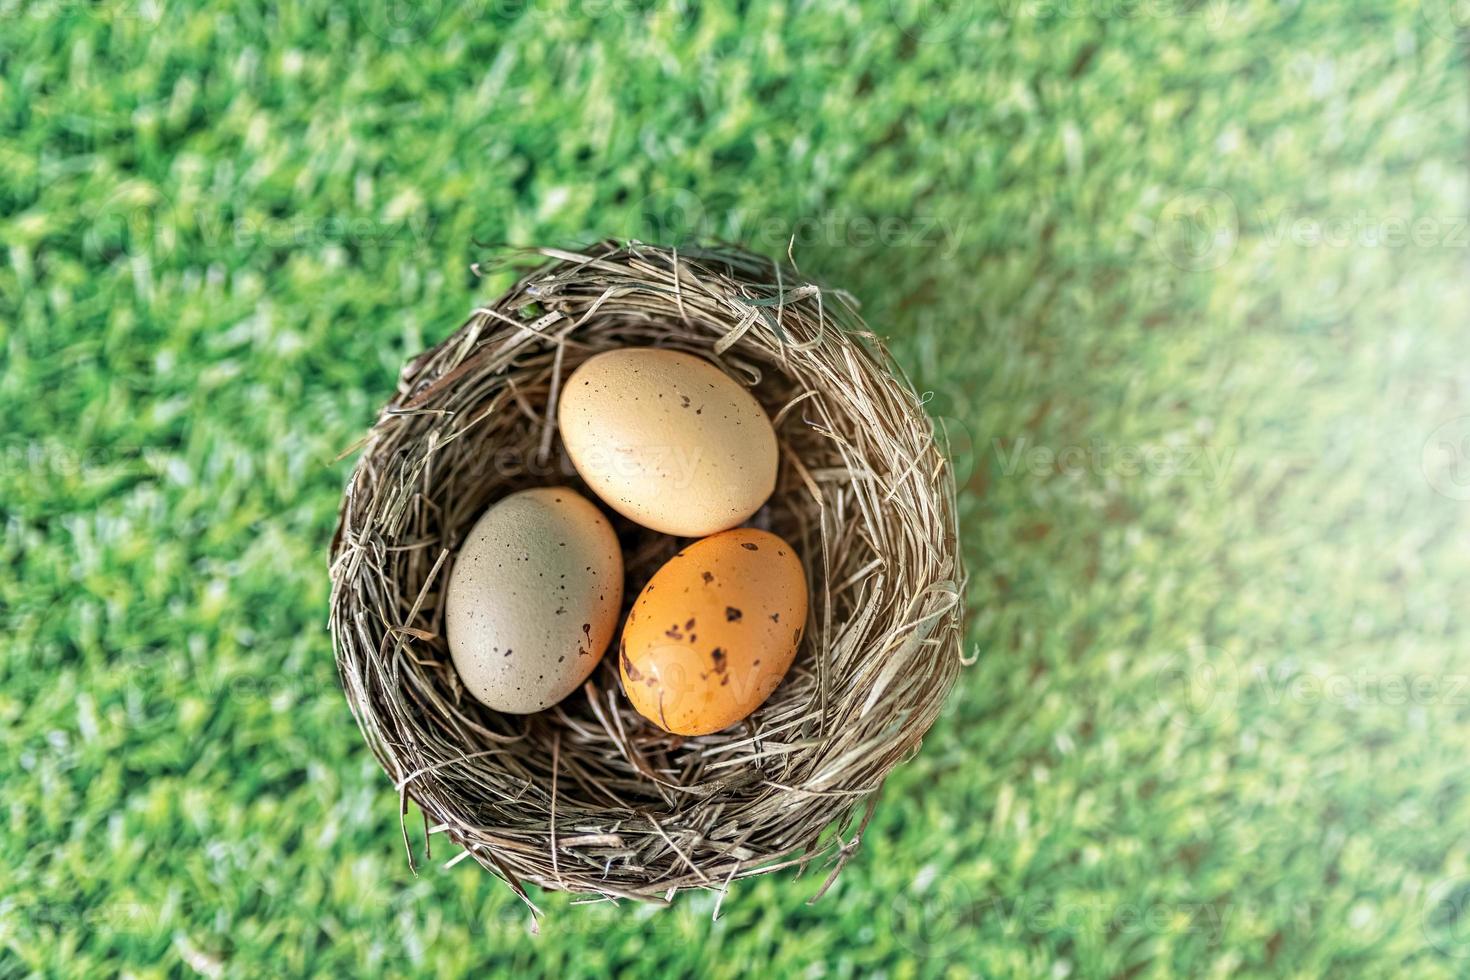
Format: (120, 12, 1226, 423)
(3, 0, 1468, 975)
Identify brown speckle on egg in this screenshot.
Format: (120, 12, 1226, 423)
(444, 487, 623, 713)
(556, 349, 778, 536)
(619, 528, 806, 735)
(621, 642, 642, 683)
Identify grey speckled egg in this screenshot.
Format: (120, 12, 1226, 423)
(444, 487, 622, 713)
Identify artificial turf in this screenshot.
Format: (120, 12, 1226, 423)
(2, 0, 1468, 976)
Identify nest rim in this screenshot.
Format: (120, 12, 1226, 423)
(328, 240, 967, 910)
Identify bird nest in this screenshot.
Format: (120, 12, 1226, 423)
(328, 241, 967, 910)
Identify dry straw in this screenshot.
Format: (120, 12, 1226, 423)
(328, 241, 967, 911)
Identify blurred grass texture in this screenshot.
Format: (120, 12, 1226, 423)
(2, 0, 1468, 976)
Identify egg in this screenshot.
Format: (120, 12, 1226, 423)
(558, 348, 778, 537)
(445, 487, 622, 713)
(619, 528, 807, 735)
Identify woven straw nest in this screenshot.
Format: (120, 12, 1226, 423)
(328, 241, 967, 910)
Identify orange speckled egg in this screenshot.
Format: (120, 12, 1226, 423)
(620, 528, 807, 735)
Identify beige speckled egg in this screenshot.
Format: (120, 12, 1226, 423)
(445, 487, 622, 713)
(558, 348, 778, 537)
(619, 528, 807, 735)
